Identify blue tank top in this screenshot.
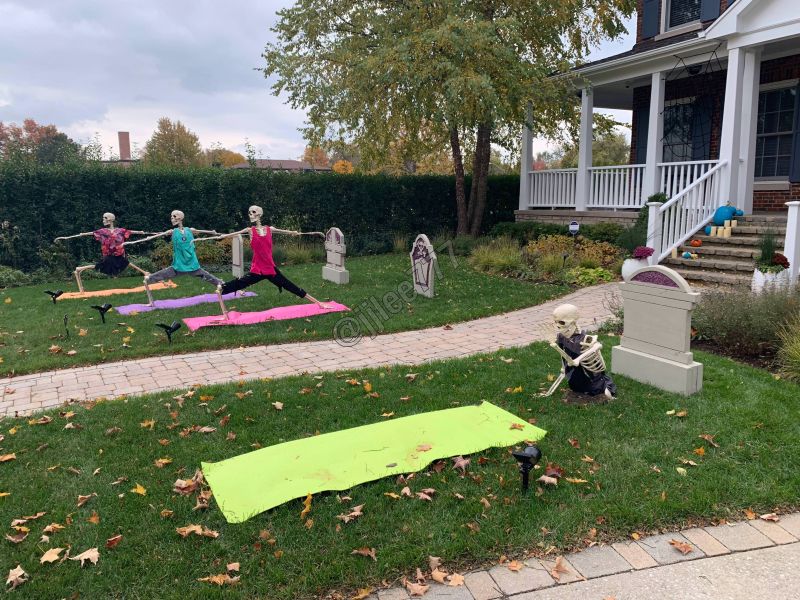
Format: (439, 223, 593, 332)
(171, 228, 200, 272)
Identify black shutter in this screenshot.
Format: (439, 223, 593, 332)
(700, 0, 721, 22)
(636, 104, 650, 165)
(642, 0, 660, 39)
(789, 84, 800, 183)
(691, 99, 712, 161)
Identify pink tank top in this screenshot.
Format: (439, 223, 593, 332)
(250, 226, 276, 275)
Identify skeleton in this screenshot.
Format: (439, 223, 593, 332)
(541, 303, 615, 399)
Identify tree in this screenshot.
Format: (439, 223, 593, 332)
(332, 159, 355, 173)
(0, 119, 80, 164)
(263, 0, 633, 235)
(558, 129, 631, 168)
(302, 146, 330, 168)
(204, 147, 246, 168)
(142, 118, 203, 167)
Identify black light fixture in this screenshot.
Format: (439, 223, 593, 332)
(155, 321, 181, 344)
(44, 289, 63, 304)
(90, 303, 113, 324)
(512, 445, 542, 493)
(687, 64, 702, 76)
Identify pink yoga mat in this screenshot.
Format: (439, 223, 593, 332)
(115, 291, 256, 315)
(182, 301, 350, 332)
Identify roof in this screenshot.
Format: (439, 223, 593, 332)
(228, 159, 331, 171)
(574, 30, 704, 72)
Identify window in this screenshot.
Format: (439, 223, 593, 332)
(667, 0, 701, 30)
(755, 87, 797, 179)
(663, 99, 695, 162)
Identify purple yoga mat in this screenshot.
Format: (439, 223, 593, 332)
(115, 291, 257, 315)
(183, 301, 349, 332)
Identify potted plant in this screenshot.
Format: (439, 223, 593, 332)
(751, 231, 791, 293)
(621, 246, 654, 281)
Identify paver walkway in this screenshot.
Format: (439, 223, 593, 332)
(0, 283, 620, 417)
(373, 512, 800, 599)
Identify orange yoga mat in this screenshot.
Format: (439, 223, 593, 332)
(58, 280, 177, 300)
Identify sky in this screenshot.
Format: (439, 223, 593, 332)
(0, 1, 637, 161)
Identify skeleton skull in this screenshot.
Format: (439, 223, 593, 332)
(553, 303, 579, 338)
(102, 212, 116, 227)
(170, 210, 185, 226)
(248, 205, 264, 224)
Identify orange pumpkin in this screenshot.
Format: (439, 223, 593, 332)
(689, 239, 702, 247)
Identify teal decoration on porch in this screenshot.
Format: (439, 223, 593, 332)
(704, 226, 713, 235)
(712, 205, 744, 226)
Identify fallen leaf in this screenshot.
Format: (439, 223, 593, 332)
(272, 402, 284, 410)
(384, 492, 401, 499)
(131, 483, 147, 496)
(699, 433, 719, 447)
(160, 509, 174, 518)
(404, 579, 429, 596)
(87, 511, 100, 524)
(40, 547, 64, 564)
(669, 539, 693, 555)
(565, 477, 589, 484)
(352, 587, 374, 599)
(28, 415, 53, 425)
(300, 493, 312, 520)
(549, 556, 570, 581)
(0, 453, 16, 462)
(43, 523, 64, 534)
(693, 447, 706, 456)
(537, 475, 558, 486)
(452, 456, 470, 472)
(401, 486, 412, 497)
(416, 444, 432, 452)
(5, 532, 28, 544)
(337, 504, 364, 524)
(676, 467, 688, 476)
(675, 410, 688, 418)
(568, 438, 581, 449)
(49, 344, 62, 354)
(227, 562, 240, 573)
(448, 573, 465, 586)
(70, 547, 100, 566)
(140, 419, 155, 430)
(154, 458, 172, 468)
(744, 508, 757, 520)
(431, 568, 448, 584)
(507, 560, 524, 572)
(6, 565, 27, 589)
(351, 547, 377, 561)
(760, 513, 780, 522)
(509, 423, 524, 430)
(175, 524, 219, 539)
(198, 573, 240, 586)
(77, 493, 96, 507)
(479, 497, 491, 509)
(105, 534, 123, 549)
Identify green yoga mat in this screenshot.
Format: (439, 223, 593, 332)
(202, 401, 546, 523)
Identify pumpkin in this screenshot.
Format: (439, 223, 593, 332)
(689, 239, 702, 247)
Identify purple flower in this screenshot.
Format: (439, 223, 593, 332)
(632, 246, 654, 260)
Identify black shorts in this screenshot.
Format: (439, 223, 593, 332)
(95, 255, 130, 277)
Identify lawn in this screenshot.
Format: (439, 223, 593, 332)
(0, 253, 567, 377)
(1, 341, 798, 599)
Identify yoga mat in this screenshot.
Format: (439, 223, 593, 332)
(202, 401, 546, 523)
(182, 301, 349, 332)
(115, 291, 257, 315)
(59, 281, 177, 300)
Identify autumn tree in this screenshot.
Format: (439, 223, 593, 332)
(302, 146, 330, 168)
(0, 119, 81, 164)
(263, 0, 634, 235)
(558, 129, 631, 168)
(204, 147, 246, 167)
(332, 159, 355, 174)
(142, 118, 203, 167)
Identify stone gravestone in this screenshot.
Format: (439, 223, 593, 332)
(231, 234, 245, 279)
(611, 265, 703, 395)
(410, 234, 437, 298)
(322, 227, 349, 284)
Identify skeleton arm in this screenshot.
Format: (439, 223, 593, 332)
(54, 232, 94, 242)
(193, 228, 249, 243)
(189, 227, 219, 236)
(122, 230, 172, 246)
(270, 226, 325, 238)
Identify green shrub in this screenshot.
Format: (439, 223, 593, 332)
(489, 221, 567, 244)
(535, 253, 570, 283)
(568, 266, 614, 287)
(778, 313, 800, 380)
(526, 235, 622, 270)
(469, 237, 523, 275)
(450, 235, 483, 257)
(694, 286, 800, 357)
(392, 233, 409, 254)
(582, 222, 627, 244)
(0, 264, 31, 287)
(615, 204, 651, 253)
(282, 241, 321, 265)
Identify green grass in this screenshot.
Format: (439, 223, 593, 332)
(1, 341, 798, 599)
(0, 254, 566, 376)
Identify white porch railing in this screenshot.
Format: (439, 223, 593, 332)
(649, 160, 728, 262)
(587, 164, 645, 209)
(658, 160, 719, 201)
(528, 169, 577, 208)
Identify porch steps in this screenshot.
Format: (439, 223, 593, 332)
(662, 213, 788, 287)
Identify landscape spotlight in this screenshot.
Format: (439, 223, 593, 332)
(512, 445, 542, 493)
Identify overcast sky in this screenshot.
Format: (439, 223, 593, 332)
(0, 1, 636, 160)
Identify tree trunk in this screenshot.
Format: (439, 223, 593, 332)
(449, 127, 468, 236)
(468, 123, 492, 237)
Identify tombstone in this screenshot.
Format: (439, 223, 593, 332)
(410, 234, 437, 298)
(231, 234, 245, 278)
(611, 265, 703, 395)
(322, 227, 349, 284)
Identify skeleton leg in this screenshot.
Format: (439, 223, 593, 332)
(216, 285, 228, 318)
(143, 277, 155, 306)
(74, 265, 94, 293)
(127, 261, 150, 277)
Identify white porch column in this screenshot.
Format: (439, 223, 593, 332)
(518, 105, 533, 211)
(575, 87, 593, 211)
(737, 48, 762, 214)
(784, 201, 800, 286)
(642, 72, 666, 200)
(719, 47, 746, 208)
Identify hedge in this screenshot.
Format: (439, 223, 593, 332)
(0, 163, 519, 272)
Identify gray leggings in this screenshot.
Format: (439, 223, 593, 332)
(146, 266, 223, 287)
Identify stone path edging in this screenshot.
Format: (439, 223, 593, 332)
(374, 513, 800, 599)
(0, 283, 620, 417)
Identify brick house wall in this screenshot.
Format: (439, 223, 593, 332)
(628, 54, 800, 211)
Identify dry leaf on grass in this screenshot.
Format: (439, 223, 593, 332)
(0, 453, 17, 462)
(300, 493, 312, 520)
(352, 587, 374, 599)
(5, 532, 28, 544)
(337, 504, 364, 524)
(351, 547, 377, 561)
(70, 547, 100, 566)
(537, 475, 558, 486)
(154, 458, 172, 468)
(6, 565, 27, 589)
(105, 534, 123, 549)
(452, 456, 470, 472)
(131, 483, 147, 496)
(699, 433, 719, 447)
(175, 524, 219, 539)
(140, 419, 155, 430)
(87, 511, 100, 525)
(77, 493, 96, 507)
(40, 547, 64, 564)
(198, 573, 240, 586)
(669, 539, 693, 555)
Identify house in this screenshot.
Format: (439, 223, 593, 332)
(516, 0, 800, 285)
(228, 159, 331, 172)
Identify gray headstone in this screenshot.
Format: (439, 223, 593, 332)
(322, 227, 349, 284)
(231, 234, 244, 278)
(410, 234, 437, 298)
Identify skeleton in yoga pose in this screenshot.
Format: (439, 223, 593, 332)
(122, 210, 226, 313)
(54, 212, 152, 292)
(194, 205, 332, 309)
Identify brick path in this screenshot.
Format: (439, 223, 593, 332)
(0, 283, 619, 417)
(373, 513, 800, 599)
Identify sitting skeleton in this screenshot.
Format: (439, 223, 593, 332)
(541, 303, 616, 400)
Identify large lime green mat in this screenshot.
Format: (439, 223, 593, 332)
(202, 401, 547, 523)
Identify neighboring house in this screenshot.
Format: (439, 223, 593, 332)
(517, 0, 800, 283)
(228, 159, 331, 172)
